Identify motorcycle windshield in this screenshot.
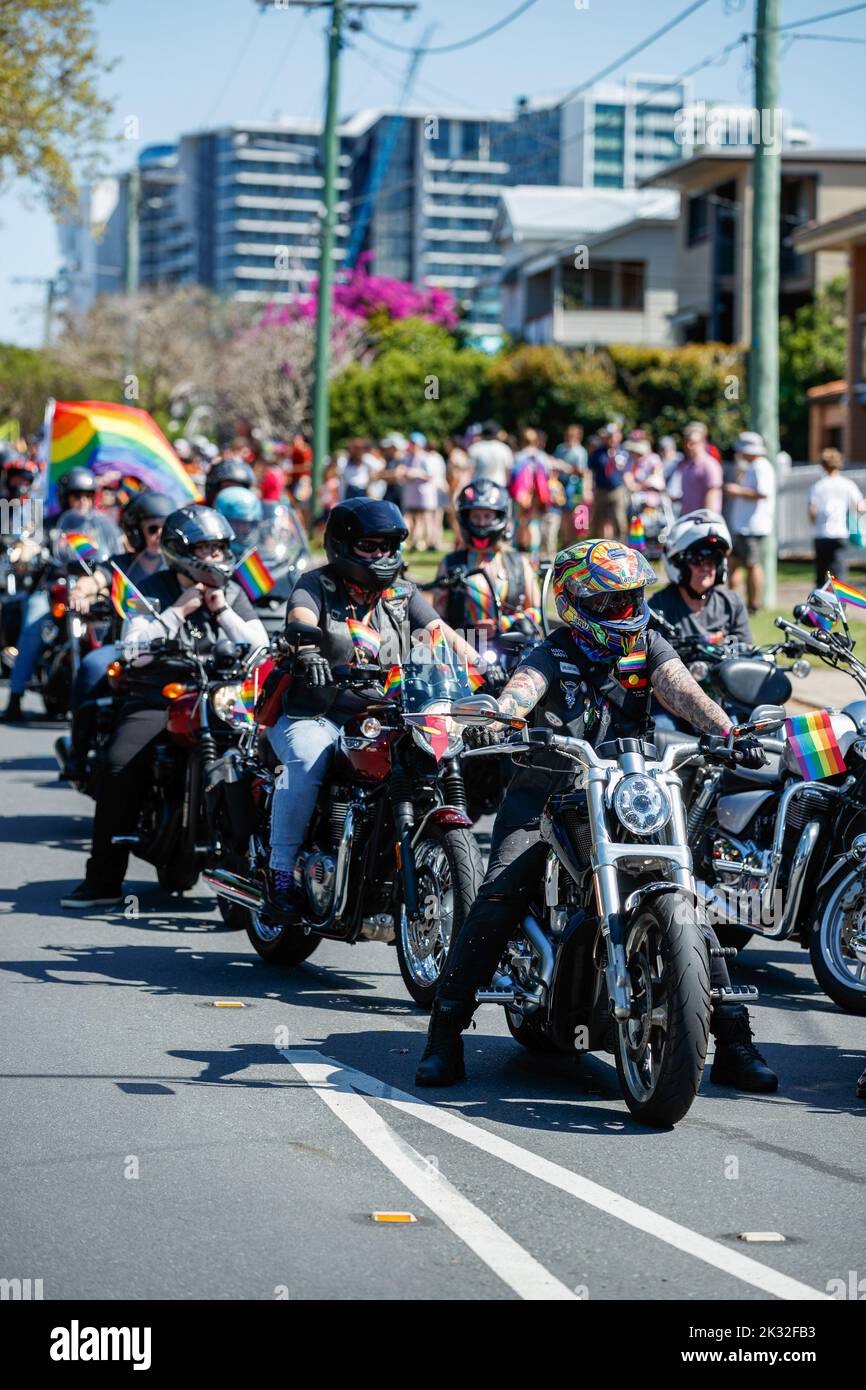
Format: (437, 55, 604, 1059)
(52, 511, 121, 565)
(400, 642, 477, 714)
(257, 504, 310, 571)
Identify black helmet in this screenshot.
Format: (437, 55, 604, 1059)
(324, 498, 408, 590)
(204, 458, 255, 506)
(121, 490, 175, 552)
(57, 467, 97, 510)
(2, 457, 39, 498)
(161, 505, 236, 589)
(456, 478, 511, 550)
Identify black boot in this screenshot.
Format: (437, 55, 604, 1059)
(856, 1067, 866, 1100)
(2, 693, 24, 723)
(710, 1005, 778, 1093)
(415, 997, 475, 1087)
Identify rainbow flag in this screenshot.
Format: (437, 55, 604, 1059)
(500, 607, 542, 633)
(232, 673, 259, 725)
(110, 566, 148, 621)
(383, 665, 403, 699)
(346, 616, 381, 664)
(235, 548, 275, 601)
(830, 576, 866, 612)
(466, 662, 485, 692)
(429, 622, 450, 664)
(64, 532, 100, 566)
(784, 710, 846, 780)
(48, 401, 199, 508)
(629, 516, 646, 551)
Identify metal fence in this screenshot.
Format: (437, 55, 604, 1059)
(772, 464, 866, 557)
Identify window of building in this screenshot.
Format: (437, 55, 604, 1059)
(687, 193, 709, 245)
(561, 259, 644, 311)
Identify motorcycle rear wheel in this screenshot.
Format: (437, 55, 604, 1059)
(613, 892, 710, 1127)
(505, 1006, 559, 1053)
(809, 866, 866, 1014)
(396, 825, 483, 1009)
(245, 910, 321, 967)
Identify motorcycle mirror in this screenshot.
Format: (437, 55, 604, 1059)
(450, 694, 501, 725)
(791, 659, 811, 679)
(212, 639, 237, 668)
(806, 588, 844, 623)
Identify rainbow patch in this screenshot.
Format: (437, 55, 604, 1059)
(48, 400, 199, 507)
(831, 576, 866, 612)
(784, 710, 846, 780)
(617, 646, 647, 688)
(235, 549, 275, 601)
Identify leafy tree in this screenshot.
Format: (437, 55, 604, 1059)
(779, 275, 847, 459)
(605, 344, 747, 453)
(0, 0, 113, 210)
(479, 345, 627, 443)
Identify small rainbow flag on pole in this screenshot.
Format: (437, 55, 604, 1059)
(784, 710, 846, 780)
(110, 565, 149, 621)
(429, 622, 450, 664)
(629, 515, 646, 551)
(383, 665, 403, 699)
(830, 575, 866, 612)
(232, 670, 260, 725)
(465, 662, 485, 692)
(346, 616, 381, 664)
(234, 548, 275, 601)
(64, 532, 99, 572)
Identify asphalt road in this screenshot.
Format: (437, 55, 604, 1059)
(1, 703, 864, 1302)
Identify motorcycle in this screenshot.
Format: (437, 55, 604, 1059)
(450, 694, 757, 1126)
(204, 623, 484, 1007)
(248, 501, 311, 637)
(680, 587, 866, 1013)
(109, 634, 268, 908)
(419, 564, 543, 820)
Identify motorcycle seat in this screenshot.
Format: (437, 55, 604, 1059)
(652, 729, 700, 757)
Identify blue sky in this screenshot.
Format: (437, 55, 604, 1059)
(2, 0, 865, 346)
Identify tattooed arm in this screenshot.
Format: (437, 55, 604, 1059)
(652, 657, 730, 735)
(495, 666, 550, 723)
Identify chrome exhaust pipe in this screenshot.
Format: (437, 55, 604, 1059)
(764, 820, 822, 941)
(203, 868, 263, 910)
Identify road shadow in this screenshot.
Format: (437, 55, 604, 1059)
(0, 814, 92, 850)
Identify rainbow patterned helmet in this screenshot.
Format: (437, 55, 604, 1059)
(552, 539, 656, 657)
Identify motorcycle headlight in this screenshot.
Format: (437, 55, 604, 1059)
(211, 682, 251, 728)
(612, 774, 671, 837)
(410, 700, 463, 761)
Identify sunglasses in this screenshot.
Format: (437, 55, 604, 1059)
(687, 548, 722, 566)
(581, 588, 643, 620)
(353, 537, 395, 557)
(142, 521, 164, 537)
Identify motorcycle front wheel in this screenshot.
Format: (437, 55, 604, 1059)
(809, 866, 866, 1014)
(614, 891, 710, 1127)
(396, 825, 483, 1009)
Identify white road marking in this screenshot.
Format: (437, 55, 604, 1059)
(282, 1049, 829, 1303)
(286, 1053, 578, 1301)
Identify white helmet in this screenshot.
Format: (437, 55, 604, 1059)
(662, 509, 732, 591)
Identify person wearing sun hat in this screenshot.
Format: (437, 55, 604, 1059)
(724, 430, 776, 613)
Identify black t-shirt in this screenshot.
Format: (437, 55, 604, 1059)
(649, 583, 752, 647)
(291, 568, 437, 638)
(508, 625, 679, 785)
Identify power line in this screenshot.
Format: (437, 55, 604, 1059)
(554, 0, 712, 110)
(253, 10, 310, 119)
(200, 9, 264, 129)
(786, 30, 866, 43)
(775, 1, 866, 29)
(363, 0, 539, 55)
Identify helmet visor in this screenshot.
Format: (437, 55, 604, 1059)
(580, 587, 644, 621)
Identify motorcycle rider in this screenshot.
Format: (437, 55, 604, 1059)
(2, 467, 120, 723)
(59, 505, 268, 909)
(650, 510, 752, 648)
(204, 457, 256, 508)
(268, 496, 483, 912)
(1, 456, 39, 503)
(213, 485, 263, 557)
(649, 511, 752, 732)
(61, 490, 174, 782)
(433, 479, 541, 650)
(416, 538, 778, 1095)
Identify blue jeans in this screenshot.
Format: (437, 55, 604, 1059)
(71, 643, 118, 713)
(10, 590, 50, 696)
(266, 715, 341, 872)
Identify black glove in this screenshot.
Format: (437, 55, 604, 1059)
(295, 648, 333, 689)
(733, 734, 767, 769)
(482, 661, 509, 694)
(463, 724, 503, 749)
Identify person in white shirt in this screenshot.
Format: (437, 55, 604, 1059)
(468, 420, 514, 488)
(809, 447, 866, 587)
(339, 437, 382, 500)
(724, 431, 776, 613)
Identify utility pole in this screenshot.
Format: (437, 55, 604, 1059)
(260, 0, 417, 500)
(125, 164, 141, 385)
(749, 0, 781, 605)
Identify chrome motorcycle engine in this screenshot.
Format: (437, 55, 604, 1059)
(710, 834, 772, 895)
(300, 851, 336, 914)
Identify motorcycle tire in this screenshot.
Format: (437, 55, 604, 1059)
(613, 890, 710, 1128)
(396, 824, 484, 1010)
(216, 900, 249, 931)
(505, 1006, 559, 1053)
(157, 860, 199, 894)
(808, 868, 866, 1014)
(245, 911, 321, 967)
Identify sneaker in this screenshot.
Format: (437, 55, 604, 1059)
(2, 695, 25, 723)
(60, 882, 124, 910)
(267, 868, 302, 915)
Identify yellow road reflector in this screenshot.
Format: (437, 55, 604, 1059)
(371, 1211, 417, 1224)
(212, 1001, 246, 1008)
(737, 1232, 786, 1243)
